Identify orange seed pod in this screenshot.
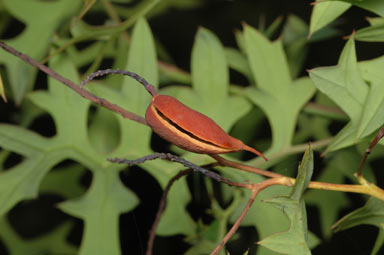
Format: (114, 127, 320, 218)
(145, 94, 268, 160)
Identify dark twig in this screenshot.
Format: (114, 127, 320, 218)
(108, 153, 255, 254)
(357, 125, 384, 177)
(146, 162, 219, 255)
(211, 190, 258, 255)
(108, 153, 275, 254)
(146, 168, 193, 255)
(80, 69, 157, 96)
(0, 41, 147, 125)
(110, 153, 225, 183)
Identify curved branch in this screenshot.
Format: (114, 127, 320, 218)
(0, 41, 147, 125)
(81, 69, 157, 96)
(357, 125, 384, 177)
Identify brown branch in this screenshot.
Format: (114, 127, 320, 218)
(357, 125, 384, 177)
(211, 154, 284, 178)
(211, 177, 290, 255)
(211, 189, 258, 255)
(0, 41, 147, 125)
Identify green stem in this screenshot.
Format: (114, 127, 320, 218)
(42, 0, 159, 63)
(303, 102, 348, 121)
(249, 137, 333, 168)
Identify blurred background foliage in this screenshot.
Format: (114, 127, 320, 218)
(0, 0, 384, 254)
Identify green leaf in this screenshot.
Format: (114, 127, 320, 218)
(167, 27, 251, 132)
(39, 164, 86, 199)
(309, 1, 351, 36)
(325, 0, 384, 17)
(59, 170, 138, 255)
(359, 55, 384, 83)
(242, 25, 316, 156)
(0, 217, 76, 255)
(290, 146, 313, 200)
(282, 15, 310, 78)
(192, 27, 228, 102)
(332, 197, 384, 253)
(0, 72, 7, 102)
(355, 82, 384, 139)
(258, 146, 314, 255)
(224, 47, 253, 82)
(0, 0, 81, 103)
(88, 107, 121, 155)
(355, 22, 384, 42)
(333, 197, 384, 232)
(264, 16, 284, 38)
(373, 228, 384, 254)
(305, 160, 349, 239)
(367, 17, 384, 26)
(184, 220, 221, 255)
(0, 125, 60, 216)
(309, 38, 384, 152)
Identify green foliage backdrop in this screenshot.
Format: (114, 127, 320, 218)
(0, 0, 383, 254)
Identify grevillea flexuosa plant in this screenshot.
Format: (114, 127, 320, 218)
(81, 69, 268, 160)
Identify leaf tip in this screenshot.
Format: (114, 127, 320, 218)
(320, 150, 327, 157)
(1, 93, 7, 103)
(310, 1, 319, 6)
(241, 21, 250, 28)
(0, 74, 7, 103)
(343, 30, 356, 40)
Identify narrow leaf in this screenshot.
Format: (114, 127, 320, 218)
(59, 170, 138, 255)
(0, 72, 7, 102)
(224, 47, 253, 82)
(355, 22, 384, 42)
(192, 27, 228, 102)
(325, 0, 384, 17)
(332, 198, 384, 232)
(243, 24, 315, 153)
(291, 145, 314, 201)
(309, 1, 351, 36)
(258, 147, 314, 255)
(305, 165, 349, 239)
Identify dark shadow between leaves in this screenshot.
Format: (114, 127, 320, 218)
(0, 16, 25, 40)
(7, 194, 70, 239)
(28, 113, 56, 138)
(2, 151, 24, 171)
(119, 166, 162, 254)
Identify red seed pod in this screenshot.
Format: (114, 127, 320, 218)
(146, 94, 268, 160)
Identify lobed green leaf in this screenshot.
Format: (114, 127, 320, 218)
(258, 146, 314, 255)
